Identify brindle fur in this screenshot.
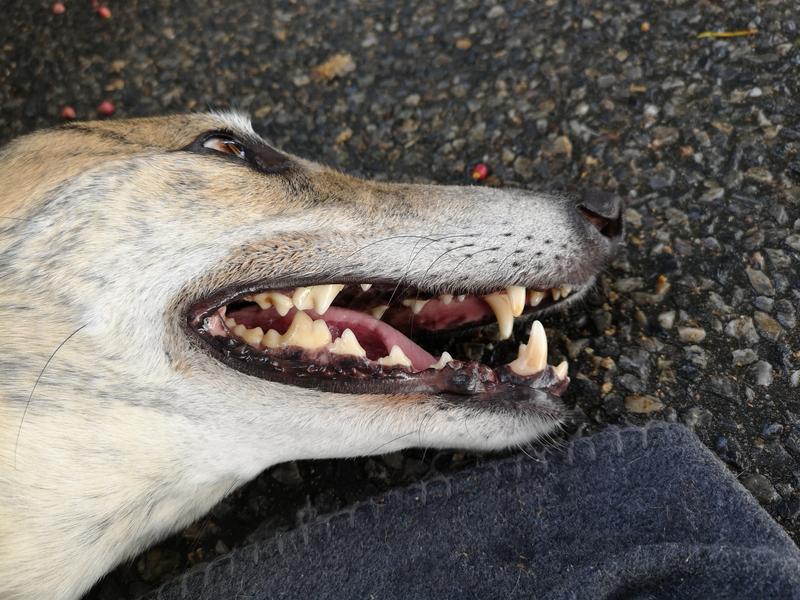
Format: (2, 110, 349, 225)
(0, 112, 611, 599)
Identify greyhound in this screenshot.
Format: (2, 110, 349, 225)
(0, 111, 621, 599)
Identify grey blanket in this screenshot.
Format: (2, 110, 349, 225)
(146, 424, 800, 599)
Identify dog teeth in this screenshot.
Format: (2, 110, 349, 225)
(360, 284, 372, 291)
(551, 288, 561, 302)
(252, 293, 273, 310)
(402, 298, 429, 314)
(560, 285, 572, 298)
(370, 304, 389, 319)
(328, 328, 366, 357)
(431, 351, 453, 370)
(483, 292, 514, 339)
(554, 360, 569, 380)
(280, 311, 331, 349)
(528, 290, 545, 306)
(291, 287, 314, 310)
(378, 345, 413, 368)
(508, 320, 548, 376)
(456, 294, 466, 302)
(269, 292, 294, 316)
(263, 328, 281, 348)
(440, 294, 453, 304)
(506, 285, 526, 317)
(312, 284, 345, 314)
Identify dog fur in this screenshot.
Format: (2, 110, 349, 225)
(0, 111, 615, 599)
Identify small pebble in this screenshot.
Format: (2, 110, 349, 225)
(741, 473, 780, 504)
(678, 327, 706, 343)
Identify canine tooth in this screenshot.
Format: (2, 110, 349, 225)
(242, 326, 264, 347)
(263, 329, 281, 348)
(456, 294, 466, 302)
(310, 284, 345, 315)
(431, 351, 453, 370)
(281, 311, 315, 347)
(328, 328, 367, 357)
(377, 345, 413, 368)
(224, 317, 237, 328)
(370, 305, 389, 319)
(509, 320, 548, 376)
(291, 287, 314, 310)
(554, 360, 569, 380)
(253, 293, 272, 310)
(560, 285, 572, 298)
(506, 285, 526, 317)
(528, 290, 545, 306)
(552, 288, 561, 302)
(268, 292, 294, 316)
(360, 284, 372, 291)
(440, 294, 453, 304)
(402, 298, 429, 314)
(484, 293, 514, 340)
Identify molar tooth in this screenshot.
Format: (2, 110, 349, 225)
(311, 284, 345, 315)
(431, 351, 453, 370)
(508, 320, 548, 376)
(402, 298, 429, 314)
(440, 294, 453, 304)
(360, 284, 372, 291)
(242, 326, 264, 347)
(233, 324, 247, 338)
(551, 288, 561, 302)
(253, 293, 272, 310)
(263, 329, 281, 348)
(268, 292, 294, 316)
(377, 345, 413, 368)
(311, 319, 333, 348)
(281, 311, 315, 347)
(328, 328, 367, 357)
(291, 287, 314, 311)
(554, 360, 569, 380)
(370, 305, 389, 319)
(506, 285, 526, 317)
(484, 293, 514, 340)
(528, 290, 545, 306)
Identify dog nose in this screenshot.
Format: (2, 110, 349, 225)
(577, 190, 623, 240)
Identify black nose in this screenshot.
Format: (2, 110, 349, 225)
(577, 190, 623, 240)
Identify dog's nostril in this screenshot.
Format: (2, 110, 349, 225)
(577, 191, 623, 240)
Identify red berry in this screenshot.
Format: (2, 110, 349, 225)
(97, 100, 115, 116)
(59, 105, 76, 120)
(51, 2, 66, 15)
(97, 5, 111, 18)
(471, 163, 489, 181)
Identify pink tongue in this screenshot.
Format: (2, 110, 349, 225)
(311, 306, 436, 371)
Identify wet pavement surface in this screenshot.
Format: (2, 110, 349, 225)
(1, 1, 799, 598)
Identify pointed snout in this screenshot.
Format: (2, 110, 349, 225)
(576, 190, 623, 242)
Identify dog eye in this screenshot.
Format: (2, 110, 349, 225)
(203, 136, 246, 160)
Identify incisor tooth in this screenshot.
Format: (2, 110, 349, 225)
(269, 292, 294, 316)
(370, 305, 389, 319)
(554, 360, 569, 380)
(561, 285, 572, 297)
(528, 290, 545, 306)
(431, 351, 453, 370)
(292, 287, 314, 310)
(402, 298, 429, 314)
(242, 326, 264, 347)
(484, 293, 514, 340)
(263, 329, 281, 348)
(551, 288, 561, 302)
(360, 284, 372, 291)
(509, 320, 548, 376)
(328, 328, 367, 357)
(456, 294, 466, 302)
(311, 284, 345, 315)
(252, 293, 272, 310)
(440, 294, 453, 304)
(377, 345, 413, 368)
(506, 285, 526, 317)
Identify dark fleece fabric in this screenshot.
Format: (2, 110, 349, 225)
(144, 424, 800, 599)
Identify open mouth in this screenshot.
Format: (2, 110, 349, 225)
(189, 281, 586, 403)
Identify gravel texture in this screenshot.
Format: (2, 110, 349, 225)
(1, 1, 799, 598)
